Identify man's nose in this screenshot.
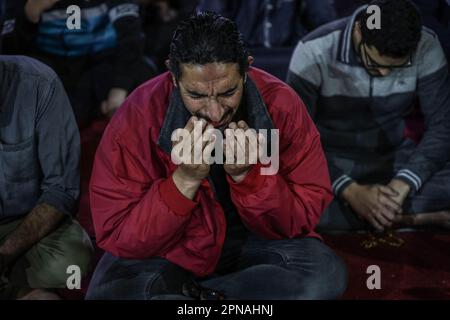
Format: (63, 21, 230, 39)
(207, 97, 225, 122)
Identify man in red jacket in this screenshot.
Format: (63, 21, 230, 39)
(86, 12, 347, 300)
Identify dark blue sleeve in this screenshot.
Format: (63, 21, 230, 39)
(395, 33, 450, 193)
(36, 75, 80, 216)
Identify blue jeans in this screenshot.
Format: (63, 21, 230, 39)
(86, 236, 347, 300)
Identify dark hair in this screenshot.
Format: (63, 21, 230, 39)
(358, 0, 422, 58)
(168, 11, 249, 80)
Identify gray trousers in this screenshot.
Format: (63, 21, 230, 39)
(318, 139, 450, 231)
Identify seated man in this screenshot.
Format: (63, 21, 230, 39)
(0, 56, 93, 299)
(287, 0, 450, 232)
(87, 12, 347, 300)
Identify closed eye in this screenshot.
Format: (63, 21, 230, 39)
(186, 85, 238, 99)
(219, 91, 236, 97)
(189, 95, 205, 100)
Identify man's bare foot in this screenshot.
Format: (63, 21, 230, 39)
(395, 210, 450, 228)
(17, 289, 61, 300)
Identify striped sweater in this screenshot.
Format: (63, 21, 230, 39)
(287, 6, 450, 197)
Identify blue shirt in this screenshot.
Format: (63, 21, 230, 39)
(0, 55, 80, 219)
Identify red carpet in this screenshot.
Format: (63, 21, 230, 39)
(71, 120, 450, 300)
(323, 233, 450, 299)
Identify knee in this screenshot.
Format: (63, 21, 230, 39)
(256, 238, 348, 299)
(317, 201, 366, 232)
(56, 221, 94, 277)
(32, 222, 94, 288)
(86, 256, 189, 300)
(297, 251, 348, 300)
(86, 269, 163, 300)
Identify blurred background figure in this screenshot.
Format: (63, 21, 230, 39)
(196, 0, 338, 79)
(139, 0, 197, 73)
(2, 0, 156, 126)
(197, 0, 337, 47)
(412, 0, 450, 65)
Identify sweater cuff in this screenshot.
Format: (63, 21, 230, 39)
(332, 174, 354, 198)
(395, 169, 422, 193)
(159, 176, 198, 216)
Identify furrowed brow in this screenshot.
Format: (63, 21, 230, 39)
(217, 85, 238, 96)
(186, 89, 208, 97)
(186, 85, 238, 97)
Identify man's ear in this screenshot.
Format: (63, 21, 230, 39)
(165, 59, 178, 87)
(165, 59, 171, 71)
(248, 56, 254, 67)
(354, 21, 362, 37)
(244, 56, 254, 83)
(353, 21, 363, 47)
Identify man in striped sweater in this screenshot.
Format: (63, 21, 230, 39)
(287, 0, 450, 231)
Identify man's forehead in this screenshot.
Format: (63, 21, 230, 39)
(367, 45, 410, 65)
(179, 63, 240, 90)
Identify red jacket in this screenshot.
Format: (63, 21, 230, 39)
(90, 67, 333, 277)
